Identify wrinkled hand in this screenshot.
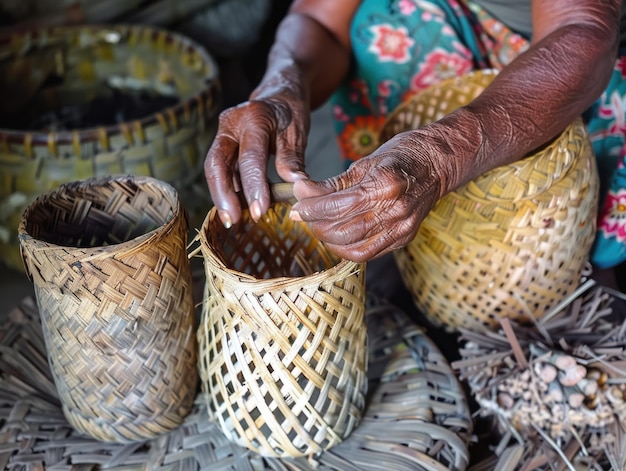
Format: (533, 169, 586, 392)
(291, 131, 445, 263)
(204, 67, 310, 227)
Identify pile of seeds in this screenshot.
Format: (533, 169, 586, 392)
(453, 279, 626, 470)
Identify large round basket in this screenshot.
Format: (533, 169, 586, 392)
(380, 70, 599, 332)
(196, 202, 368, 458)
(0, 24, 220, 271)
(17, 175, 198, 443)
(0, 294, 472, 470)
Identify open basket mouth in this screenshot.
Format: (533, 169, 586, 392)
(198, 202, 357, 287)
(380, 69, 578, 202)
(18, 174, 180, 256)
(0, 24, 218, 136)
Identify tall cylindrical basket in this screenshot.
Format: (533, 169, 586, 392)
(18, 174, 198, 443)
(197, 202, 368, 458)
(380, 70, 599, 332)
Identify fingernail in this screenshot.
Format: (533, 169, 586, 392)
(218, 210, 232, 229)
(290, 210, 302, 222)
(250, 200, 262, 222)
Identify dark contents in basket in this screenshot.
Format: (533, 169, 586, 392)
(0, 76, 179, 132)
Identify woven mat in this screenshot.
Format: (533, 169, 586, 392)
(0, 296, 471, 471)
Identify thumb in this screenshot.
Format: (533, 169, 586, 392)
(292, 178, 335, 200)
(293, 161, 367, 200)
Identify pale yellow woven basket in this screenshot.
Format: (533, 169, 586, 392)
(0, 24, 220, 271)
(196, 202, 368, 458)
(18, 175, 198, 443)
(380, 70, 599, 332)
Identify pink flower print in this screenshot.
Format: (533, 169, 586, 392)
(377, 97, 389, 115)
(368, 24, 415, 64)
(378, 79, 396, 97)
(618, 57, 626, 78)
(408, 48, 473, 92)
(349, 79, 372, 107)
(441, 24, 455, 37)
(598, 90, 626, 136)
(333, 105, 349, 122)
(599, 189, 626, 242)
(399, 0, 416, 15)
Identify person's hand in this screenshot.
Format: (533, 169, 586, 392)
(204, 65, 310, 228)
(290, 129, 448, 263)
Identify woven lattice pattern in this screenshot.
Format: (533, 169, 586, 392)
(380, 70, 599, 332)
(0, 25, 220, 270)
(197, 203, 368, 458)
(0, 295, 472, 470)
(17, 175, 198, 442)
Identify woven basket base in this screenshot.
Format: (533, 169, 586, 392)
(0, 295, 472, 471)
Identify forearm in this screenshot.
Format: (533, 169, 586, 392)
(251, 11, 353, 109)
(430, 20, 619, 196)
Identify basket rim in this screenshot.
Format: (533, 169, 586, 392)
(380, 68, 499, 140)
(197, 204, 364, 292)
(0, 24, 220, 145)
(379, 68, 582, 200)
(17, 174, 182, 260)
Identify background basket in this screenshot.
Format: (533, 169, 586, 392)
(380, 70, 599, 332)
(0, 24, 220, 271)
(196, 202, 368, 458)
(0, 294, 472, 470)
(17, 175, 198, 443)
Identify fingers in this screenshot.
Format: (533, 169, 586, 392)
(291, 163, 398, 223)
(290, 158, 428, 263)
(204, 131, 241, 228)
(323, 218, 416, 262)
(274, 119, 309, 183)
(292, 180, 417, 253)
(205, 99, 309, 228)
(238, 123, 272, 222)
(292, 178, 335, 200)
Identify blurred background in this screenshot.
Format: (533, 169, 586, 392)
(0, 0, 290, 108)
(0, 0, 343, 317)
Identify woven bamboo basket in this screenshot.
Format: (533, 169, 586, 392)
(380, 69, 599, 332)
(0, 24, 220, 271)
(0, 294, 472, 470)
(195, 202, 368, 458)
(17, 174, 198, 443)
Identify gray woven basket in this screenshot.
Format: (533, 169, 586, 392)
(17, 175, 199, 443)
(0, 294, 472, 470)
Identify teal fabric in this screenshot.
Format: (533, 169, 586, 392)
(587, 60, 626, 268)
(331, 0, 626, 268)
(331, 0, 489, 161)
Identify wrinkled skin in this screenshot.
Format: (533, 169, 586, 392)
(205, 63, 310, 226)
(290, 131, 445, 261)
(204, 0, 621, 263)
